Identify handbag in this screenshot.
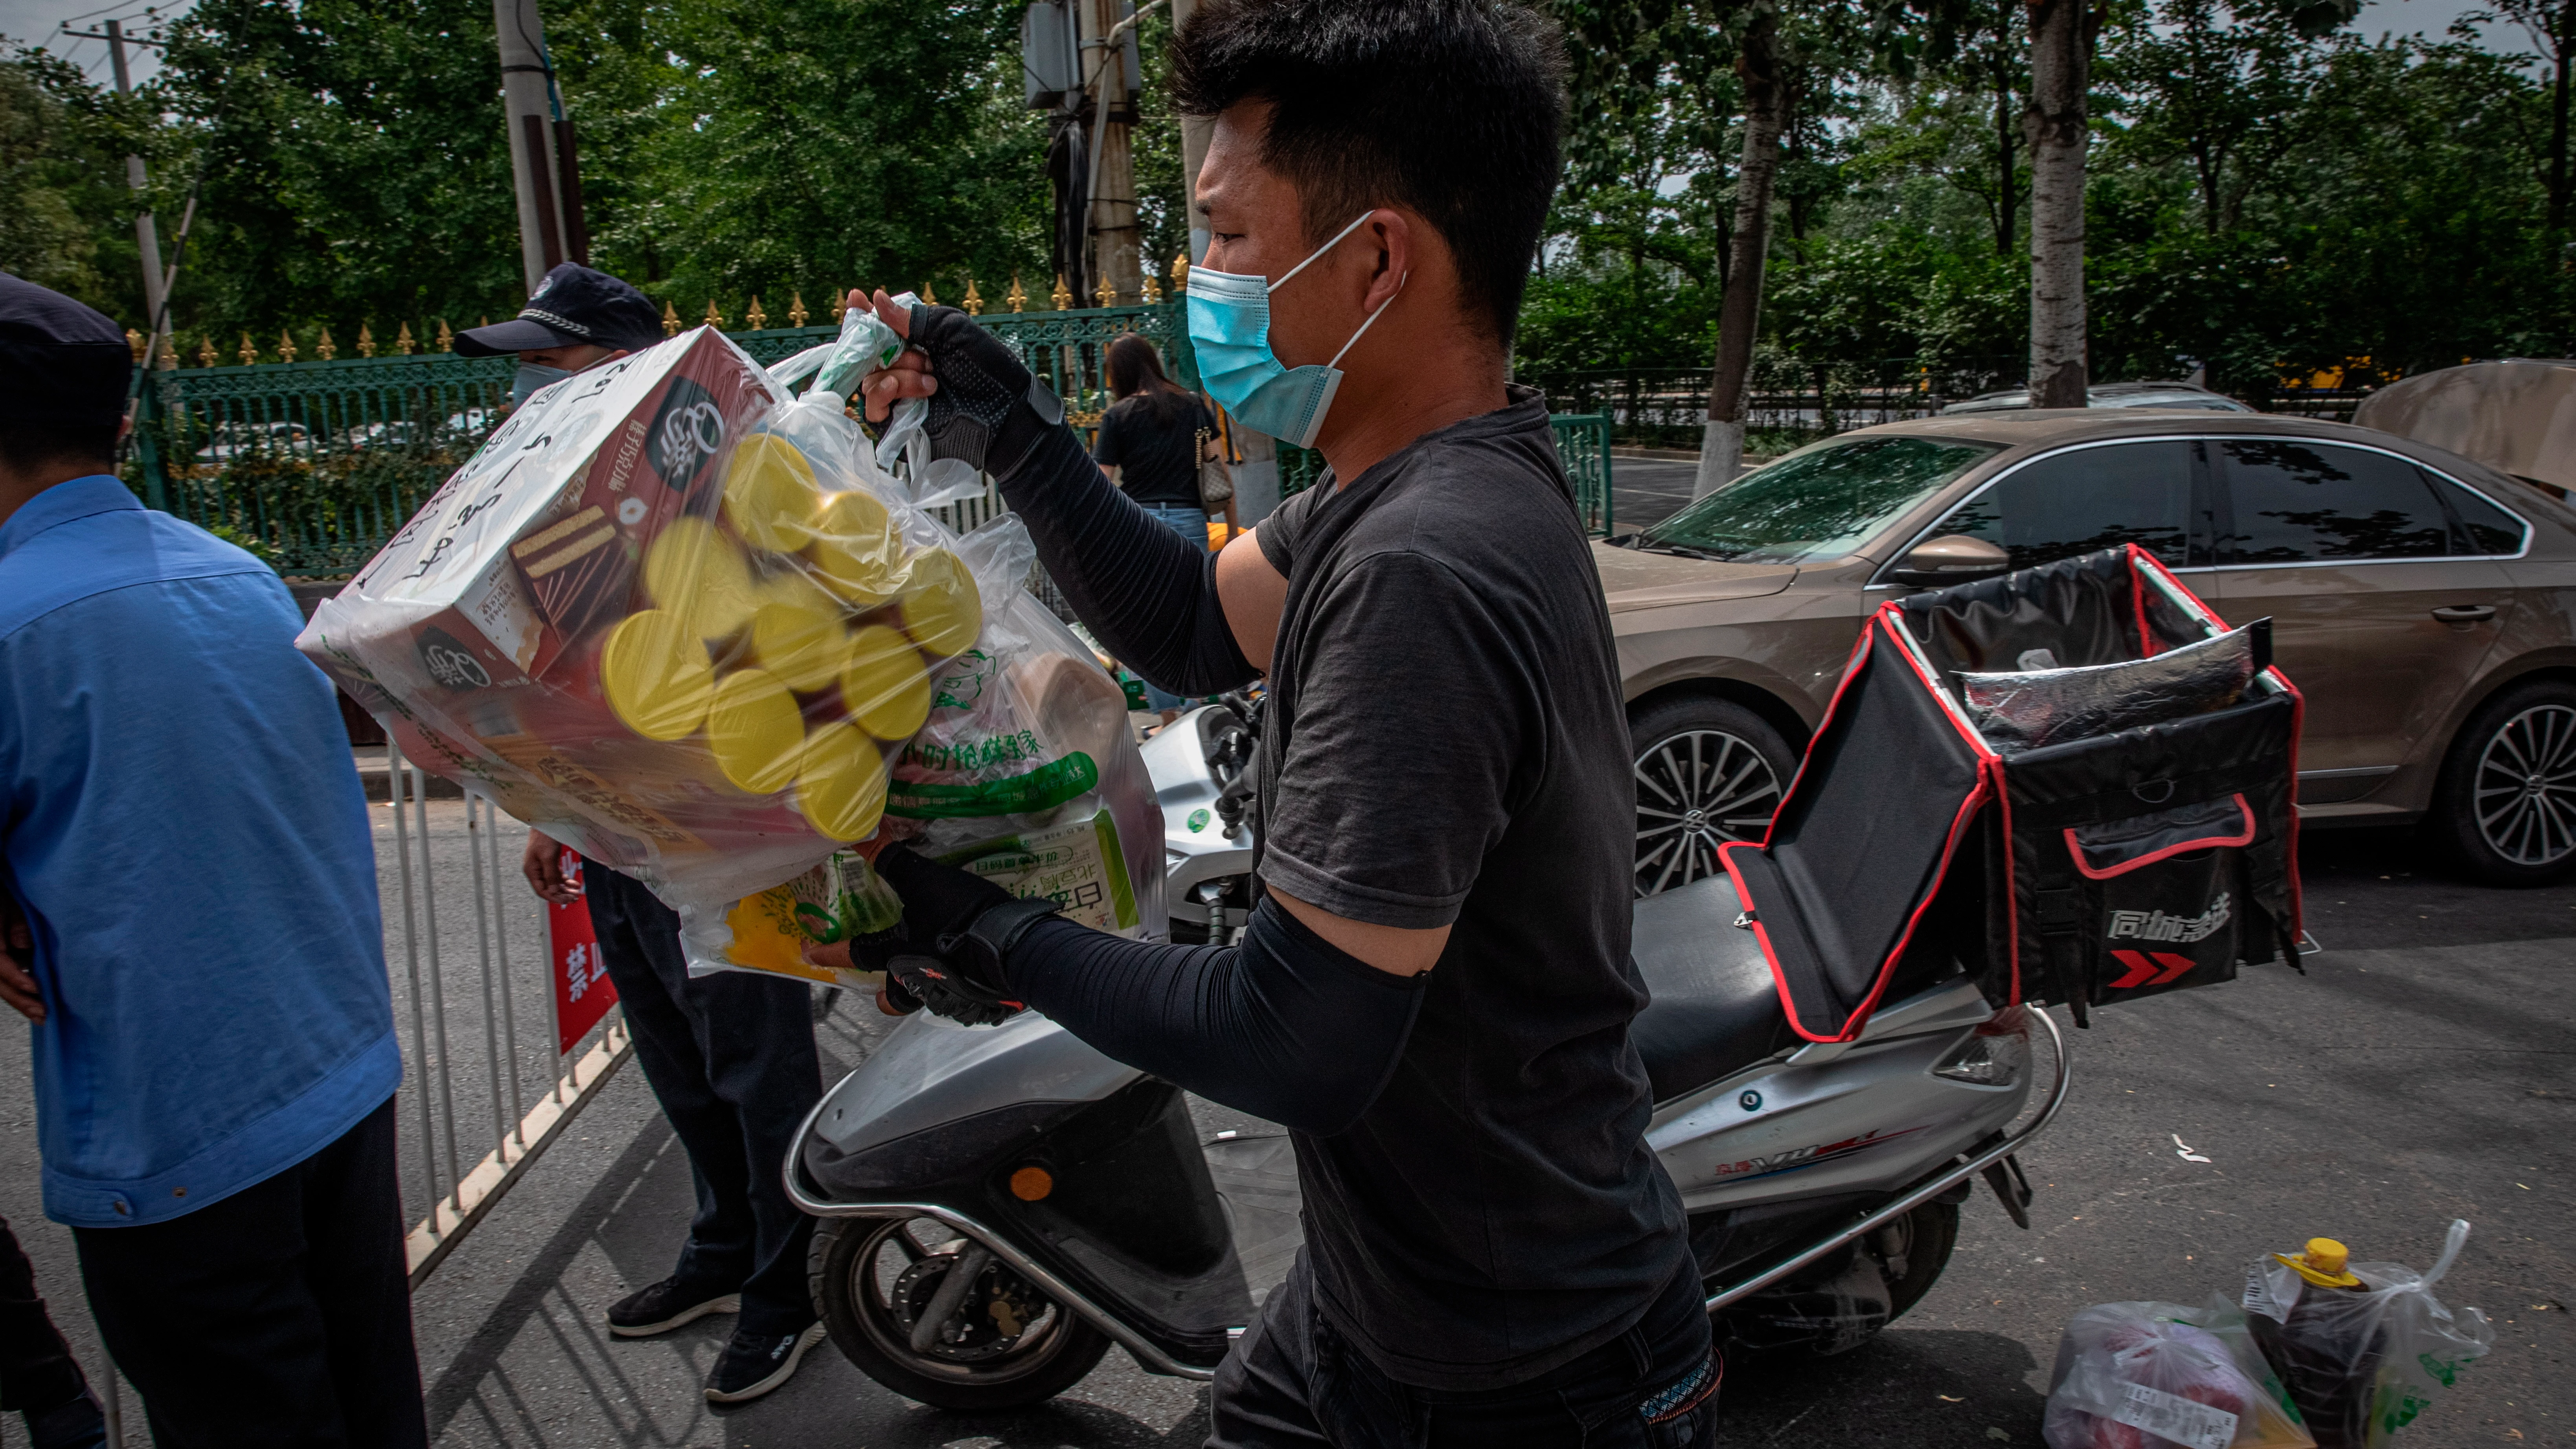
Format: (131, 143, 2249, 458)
(1196, 424, 1235, 507)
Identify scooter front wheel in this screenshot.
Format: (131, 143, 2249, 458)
(810, 1214, 1113, 1411)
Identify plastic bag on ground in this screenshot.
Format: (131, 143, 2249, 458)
(2241, 1221, 2494, 1447)
(2045, 1300, 2317, 1449)
(297, 324, 1006, 909)
(678, 514, 1164, 982)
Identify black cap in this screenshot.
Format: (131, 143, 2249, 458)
(0, 272, 133, 428)
(455, 264, 664, 357)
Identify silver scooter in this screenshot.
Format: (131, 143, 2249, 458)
(784, 696, 2067, 1412)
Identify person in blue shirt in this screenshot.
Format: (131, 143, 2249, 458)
(0, 272, 425, 1447)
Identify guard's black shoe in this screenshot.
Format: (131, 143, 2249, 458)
(23, 1390, 107, 1449)
(705, 1321, 827, 1405)
(606, 1277, 741, 1338)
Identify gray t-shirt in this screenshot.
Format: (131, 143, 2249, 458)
(1254, 386, 1689, 1390)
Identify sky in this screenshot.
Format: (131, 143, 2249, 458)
(0, 0, 2544, 92)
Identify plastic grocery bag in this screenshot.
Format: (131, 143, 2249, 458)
(298, 324, 1006, 909)
(2241, 1221, 2494, 1447)
(2045, 1301, 2317, 1449)
(679, 514, 1165, 983)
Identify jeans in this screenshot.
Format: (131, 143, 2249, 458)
(584, 866, 822, 1334)
(74, 1098, 426, 1449)
(1138, 504, 1210, 713)
(1210, 1252, 1719, 1448)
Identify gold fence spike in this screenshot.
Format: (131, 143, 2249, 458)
(788, 291, 809, 327)
(660, 300, 680, 337)
(157, 334, 177, 370)
(397, 321, 417, 355)
(196, 336, 216, 368)
(963, 277, 984, 315)
(1171, 250, 1191, 293)
(357, 322, 376, 358)
(480, 316, 490, 328)
(277, 329, 298, 363)
(1050, 273, 1072, 311)
(703, 299, 725, 328)
(1006, 272, 1028, 312)
(126, 329, 145, 364)
(239, 331, 259, 366)
(1141, 275, 1162, 305)
(829, 289, 849, 324)
(315, 325, 336, 361)
(921, 281, 938, 307)
(1094, 275, 1117, 309)
(745, 295, 767, 329)
(436, 319, 455, 352)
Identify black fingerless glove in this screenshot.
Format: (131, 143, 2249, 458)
(904, 303, 1067, 485)
(847, 845, 1063, 1026)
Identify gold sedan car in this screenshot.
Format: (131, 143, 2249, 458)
(1607, 411, 2576, 894)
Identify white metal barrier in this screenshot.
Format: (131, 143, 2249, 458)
(379, 744, 633, 1287)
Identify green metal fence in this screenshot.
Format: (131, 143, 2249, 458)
(134, 303, 1198, 577)
(1274, 411, 1616, 537)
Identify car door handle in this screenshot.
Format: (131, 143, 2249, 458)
(2430, 605, 2497, 623)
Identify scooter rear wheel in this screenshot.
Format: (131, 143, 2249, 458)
(811, 1215, 1113, 1411)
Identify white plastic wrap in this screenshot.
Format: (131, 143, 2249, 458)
(1962, 625, 2259, 756)
(678, 515, 1165, 982)
(297, 320, 1011, 909)
(2241, 1221, 2495, 1447)
(2045, 1301, 2317, 1449)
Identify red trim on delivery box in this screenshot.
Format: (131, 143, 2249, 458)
(2127, 544, 2160, 657)
(2062, 793, 2256, 880)
(1761, 623, 1879, 847)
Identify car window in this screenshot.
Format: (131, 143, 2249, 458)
(1640, 434, 2003, 565)
(2218, 440, 2452, 563)
(2426, 471, 2528, 555)
(1925, 440, 2193, 569)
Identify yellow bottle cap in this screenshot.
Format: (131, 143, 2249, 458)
(842, 624, 932, 740)
(749, 600, 848, 695)
(898, 546, 982, 657)
(600, 609, 714, 742)
(2276, 1237, 2363, 1289)
(795, 722, 887, 841)
(643, 515, 760, 640)
(805, 490, 903, 607)
(705, 668, 804, 794)
(721, 434, 822, 553)
(755, 564, 840, 617)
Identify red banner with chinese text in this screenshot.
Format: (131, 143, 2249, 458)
(549, 848, 618, 1054)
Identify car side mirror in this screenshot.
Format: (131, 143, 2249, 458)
(1889, 534, 2011, 588)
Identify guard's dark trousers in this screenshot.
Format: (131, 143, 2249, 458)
(1211, 1254, 1720, 1448)
(0, 1214, 90, 1415)
(74, 1098, 427, 1448)
(585, 865, 821, 1333)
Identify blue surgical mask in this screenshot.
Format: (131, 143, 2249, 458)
(1186, 212, 1404, 449)
(512, 362, 572, 408)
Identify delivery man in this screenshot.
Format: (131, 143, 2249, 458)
(807, 2, 1717, 1442)
(478, 265, 832, 1407)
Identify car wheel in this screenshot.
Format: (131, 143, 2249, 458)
(2427, 678, 2576, 886)
(1628, 694, 1797, 898)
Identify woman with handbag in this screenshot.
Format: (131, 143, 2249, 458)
(1092, 332, 1233, 720)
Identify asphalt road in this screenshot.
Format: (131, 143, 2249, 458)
(1612, 456, 1705, 533)
(0, 824, 2566, 1447)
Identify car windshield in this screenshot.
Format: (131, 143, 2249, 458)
(1638, 435, 2004, 564)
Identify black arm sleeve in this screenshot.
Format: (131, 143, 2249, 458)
(997, 423, 1260, 696)
(1002, 898, 1426, 1136)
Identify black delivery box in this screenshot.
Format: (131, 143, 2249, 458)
(1720, 544, 2304, 1038)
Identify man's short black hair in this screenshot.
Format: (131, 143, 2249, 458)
(1172, 0, 1566, 347)
(0, 420, 119, 478)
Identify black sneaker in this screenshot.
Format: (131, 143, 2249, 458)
(606, 1277, 741, 1338)
(705, 1322, 827, 1405)
(23, 1391, 107, 1449)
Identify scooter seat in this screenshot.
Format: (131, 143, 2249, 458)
(1629, 873, 1798, 1103)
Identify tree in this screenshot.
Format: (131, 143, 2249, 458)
(2495, 0, 2576, 233)
(2021, 0, 2092, 407)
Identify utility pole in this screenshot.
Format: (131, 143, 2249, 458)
(64, 17, 168, 352)
(494, 0, 588, 296)
(1078, 0, 1144, 303)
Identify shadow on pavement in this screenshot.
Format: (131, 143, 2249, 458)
(2297, 824, 2576, 949)
(1710, 1330, 2048, 1445)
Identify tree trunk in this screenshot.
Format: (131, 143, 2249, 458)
(2552, 1, 2572, 234)
(2024, 0, 2090, 409)
(1696, 8, 1786, 500)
